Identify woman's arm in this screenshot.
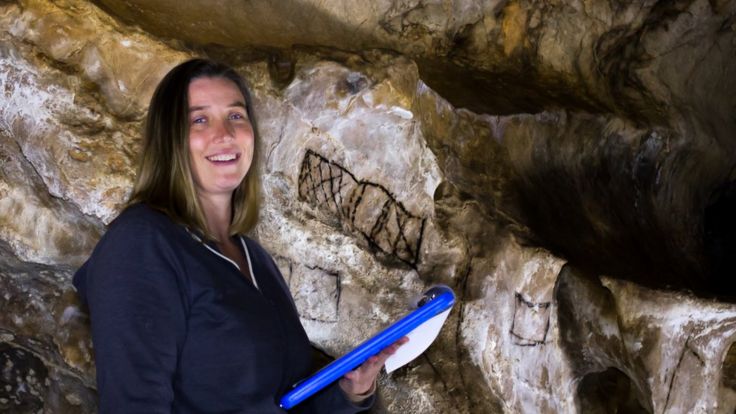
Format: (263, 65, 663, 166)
(79, 216, 187, 413)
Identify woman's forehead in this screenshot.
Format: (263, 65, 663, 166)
(188, 77, 245, 106)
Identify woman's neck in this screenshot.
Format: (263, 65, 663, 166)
(198, 193, 232, 242)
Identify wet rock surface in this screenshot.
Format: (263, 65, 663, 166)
(1, 0, 735, 412)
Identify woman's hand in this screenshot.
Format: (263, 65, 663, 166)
(338, 337, 410, 402)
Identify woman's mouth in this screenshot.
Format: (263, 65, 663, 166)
(206, 153, 240, 164)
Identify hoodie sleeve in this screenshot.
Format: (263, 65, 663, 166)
(75, 211, 188, 414)
(292, 383, 375, 414)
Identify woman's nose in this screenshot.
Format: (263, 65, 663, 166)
(213, 120, 235, 142)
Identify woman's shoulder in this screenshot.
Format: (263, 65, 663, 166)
(110, 203, 173, 229)
(106, 203, 187, 239)
(91, 204, 190, 256)
(74, 204, 186, 300)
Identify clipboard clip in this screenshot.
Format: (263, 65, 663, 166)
(416, 285, 453, 308)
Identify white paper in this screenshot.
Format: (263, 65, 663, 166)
(384, 309, 452, 373)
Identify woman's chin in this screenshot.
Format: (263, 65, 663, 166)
(195, 181, 244, 197)
(218, 182, 243, 194)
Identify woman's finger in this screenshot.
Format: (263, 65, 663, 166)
(355, 336, 410, 376)
(342, 336, 411, 389)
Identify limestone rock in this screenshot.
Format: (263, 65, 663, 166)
(0, 241, 95, 413)
(1, 0, 190, 227)
(0, 132, 102, 266)
(462, 238, 571, 412)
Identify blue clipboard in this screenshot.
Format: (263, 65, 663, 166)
(279, 285, 455, 409)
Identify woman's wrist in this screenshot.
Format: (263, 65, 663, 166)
(342, 378, 377, 403)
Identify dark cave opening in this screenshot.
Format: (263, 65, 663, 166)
(507, 129, 734, 300)
(577, 367, 648, 414)
(704, 180, 736, 297)
(719, 341, 736, 411)
(722, 341, 736, 390)
(416, 59, 606, 116)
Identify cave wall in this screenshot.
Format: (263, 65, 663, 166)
(1, 0, 735, 413)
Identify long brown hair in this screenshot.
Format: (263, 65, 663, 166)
(127, 58, 260, 239)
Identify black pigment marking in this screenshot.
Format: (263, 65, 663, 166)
(288, 261, 293, 286)
(286, 263, 341, 323)
(298, 149, 426, 268)
(305, 264, 342, 313)
(335, 168, 345, 208)
(335, 272, 342, 317)
(455, 263, 473, 412)
(663, 338, 705, 411)
(509, 292, 551, 346)
(368, 199, 392, 242)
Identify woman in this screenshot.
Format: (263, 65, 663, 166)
(74, 58, 404, 413)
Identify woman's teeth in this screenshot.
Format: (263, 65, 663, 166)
(207, 154, 237, 162)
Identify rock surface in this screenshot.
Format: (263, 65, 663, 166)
(1, 0, 735, 413)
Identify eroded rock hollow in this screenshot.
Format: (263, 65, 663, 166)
(1, 0, 735, 412)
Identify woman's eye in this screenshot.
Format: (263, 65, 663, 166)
(192, 117, 206, 124)
(229, 112, 246, 120)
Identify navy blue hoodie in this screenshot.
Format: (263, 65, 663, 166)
(74, 203, 372, 413)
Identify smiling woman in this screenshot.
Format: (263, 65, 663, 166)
(188, 77, 254, 201)
(71, 58, 405, 413)
(126, 59, 260, 241)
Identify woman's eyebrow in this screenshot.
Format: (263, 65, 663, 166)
(189, 101, 246, 112)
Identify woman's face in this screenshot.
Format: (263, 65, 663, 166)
(187, 76, 254, 200)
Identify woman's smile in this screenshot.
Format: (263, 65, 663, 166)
(206, 152, 241, 163)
